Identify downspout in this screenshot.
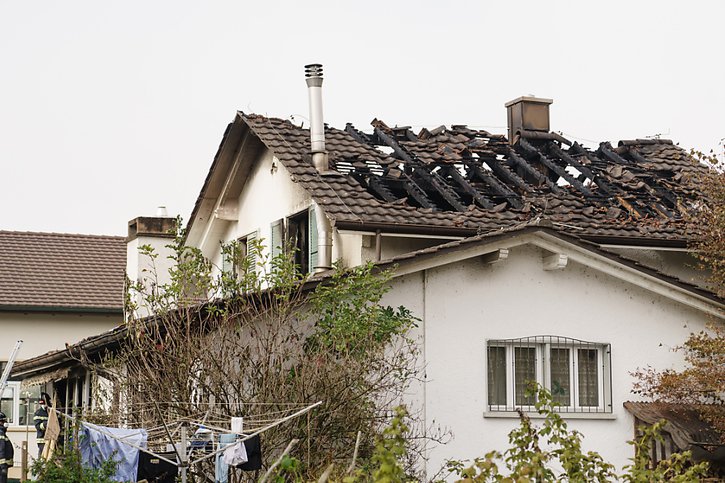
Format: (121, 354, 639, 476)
(305, 64, 332, 272)
(375, 230, 382, 261)
(313, 201, 332, 273)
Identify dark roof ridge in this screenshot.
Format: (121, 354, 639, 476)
(618, 139, 674, 146)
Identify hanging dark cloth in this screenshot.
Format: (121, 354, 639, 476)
(136, 451, 178, 483)
(235, 435, 262, 471)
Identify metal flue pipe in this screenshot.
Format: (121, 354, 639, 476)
(304, 63, 329, 172)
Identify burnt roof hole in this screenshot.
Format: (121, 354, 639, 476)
(375, 145, 395, 155)
(565, 165, 582, 179)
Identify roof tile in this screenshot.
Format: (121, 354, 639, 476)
(0, 231, 125, 310)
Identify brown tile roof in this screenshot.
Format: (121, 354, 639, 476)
(0, 231, 126, 312)
(240, 113, 710, 242)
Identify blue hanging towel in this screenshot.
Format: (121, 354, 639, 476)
(215, 433, 237, 483)
(79, 422, 148, 482)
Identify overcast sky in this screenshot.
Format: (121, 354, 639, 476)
(1, 1, 722, 236)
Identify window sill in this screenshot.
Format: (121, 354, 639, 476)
(484, 411, 616, 420)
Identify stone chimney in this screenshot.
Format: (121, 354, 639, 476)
(126, 213, 177, 316)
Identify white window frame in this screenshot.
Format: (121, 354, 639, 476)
(3, 381, 25, 426)
(486, 336, 611, 414)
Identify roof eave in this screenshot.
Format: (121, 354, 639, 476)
(184, 113, 250, 245)
(0, 305, 122, 315)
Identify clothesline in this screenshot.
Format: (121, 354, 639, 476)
(49, 400, 322, 468)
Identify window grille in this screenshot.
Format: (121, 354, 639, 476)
(486, 335, 612, 414)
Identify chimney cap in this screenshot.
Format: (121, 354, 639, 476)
(505, 96, 553, 108)
(304, 64, 323, 78)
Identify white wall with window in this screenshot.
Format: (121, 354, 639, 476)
(486, 336, 611, 413)
(382, 241, 714, 477)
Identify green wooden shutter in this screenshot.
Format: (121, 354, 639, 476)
(308, 206, 318, 273)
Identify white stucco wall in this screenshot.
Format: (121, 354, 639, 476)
(0, 311, 120, 473)
(605, 247, 710, 289)
(126, 236, 176, 286)
(201, 150, 314, 270)
(383, 243, 713, 477)
(0, 312, 119, 361)
(127, 235, 177, 315)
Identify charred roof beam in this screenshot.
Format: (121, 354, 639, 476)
(598, 142, 633, 166)
(345, 123, 372, 145)
(412, 167, 469, 212)
(506, 146, 563, 194)
(547, 143, 614, 196)
(352, 173, 399, 203)
(373, 127, 416, 164)
(481, 156, 533, 193)
(401, 174, 436, 209)
(374, 126, 469, 212)
(442, 166, 495, 209)
(519, 139, 593, 196)
(466, 164, 523, 209)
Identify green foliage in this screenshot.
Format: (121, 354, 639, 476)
(32, 441, 118, 483)
(309, 261, 417, 356)
(443, 385, 616, 482)
(269, 406, 415, 483)
(114, 222, 423, 478)
(368, 407, 415, 483)
(442, 385, 706, 482)
(622, 421, 709, 482)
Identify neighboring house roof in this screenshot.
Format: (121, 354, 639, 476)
(12, 225, 722, 379)
(624, 401, 723, 449)
(188, 112, 709, 244)
(0, 231, 126, 312)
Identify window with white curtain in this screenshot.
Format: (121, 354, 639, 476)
(486, 336, 611, 413)
(1, 382, 40, 425)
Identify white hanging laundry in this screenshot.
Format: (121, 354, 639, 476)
(222, 441, 248, 466)
(231, 417, 244, 434)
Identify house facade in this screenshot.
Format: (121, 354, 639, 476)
(0, 230, 125, 473)
(11, 65, 724, 475)
(375, 226, 721, 474)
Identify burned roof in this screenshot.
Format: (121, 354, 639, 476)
(241, 113, 709, 242)
(0, 231, 125, 312)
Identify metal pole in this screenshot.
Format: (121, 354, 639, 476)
(0, 340, 23, 393)
(20, 441, 27, 482)
(180, 424, 188, 483)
